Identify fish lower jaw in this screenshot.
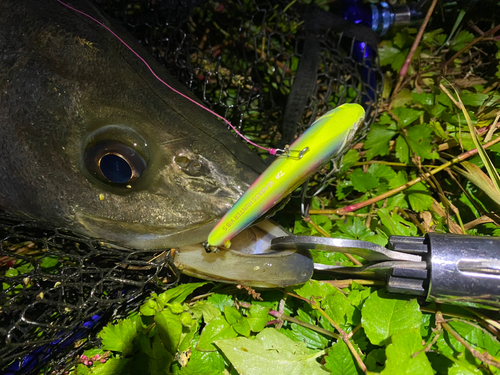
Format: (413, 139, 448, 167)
(75, 211, 219, 249)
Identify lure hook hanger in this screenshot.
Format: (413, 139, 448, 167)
(274, 146, 309, 159)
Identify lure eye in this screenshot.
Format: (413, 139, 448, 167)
(83, 125, 150, 187)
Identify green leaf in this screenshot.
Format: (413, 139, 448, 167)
(347, 286, 372, 310)
(412, 92, 434, 106)
(395, 135, 409, 164)
(89, 358, 132, 375)
(365, 348, 386, 372)
(138, 334, 153, 358)
(168, 302, 185, 314)
(40, 256, 59, 269)
(206, 293, 234, 312)
(362, 290, 421, 346)
(368, 163, 397, 182)
(292, 279, 336, 301)
(140, 299, 157, 317)
(5, 268, 19, 278)
(352, 328, 370, 352)
(284, 308, 330, 350)
(325, 340, 362, 375)
(461, 93, 488, 107)
(155, 309, 183, 356)
(311, 248, 360, 267)
(389, 170, 409, 190)
(179, 323, 199, 355)
(364, 124, 397, 160)
(450, 30, 474, 51)
(75, 364, 90, 375)
(393, 107, 424, 127)
(13, 261, 34, 275)
(350, 169, 379, 193)
(336, 217, 374, 240)
(341, 149, 360, 173)
(407, 182, 434, 212)
(381, 329, 433, 375)
(247, 304, 270, 333)
(437, 90, 453, 108)
(393, 31, 414, 49)
(377, 208, 417, 237)
(427, 352, 454, 374)
(453, 132, 478, 151)
(99, 319, 136, 356)
(179, 350, 226, 375)
(336, 179, 354, 200)
(190, 301, 221, 323)
(156, 282, 208, 308)
(324, 290, 356, 326)
(423, 28, 444, 44)
(435, 34, 447, 45)
(420, 313, 433, 341)
(429, 120, 448, 139)
(392, 88, 413, 108)
(407, 124, 439, 160)
(379, 42, 402, 67)
(446, 320, 500, 357)
(197, 316, 237, 351)
(215, 328, 329, 375)
(384, 192, 409, 210)
(224, 306, 251, 337)
(150, 335, 174, 375)
(448, 360, 480, 375)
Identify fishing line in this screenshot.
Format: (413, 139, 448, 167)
(56, 0, 281, 156)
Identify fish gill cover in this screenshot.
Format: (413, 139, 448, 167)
(0, 0, 381, 373)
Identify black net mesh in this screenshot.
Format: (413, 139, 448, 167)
(99, 0, 382, 195)
(1, 0, 382, 373)
(0, 212, 179, 374)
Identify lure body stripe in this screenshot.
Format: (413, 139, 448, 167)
(207, 103, 365, 247)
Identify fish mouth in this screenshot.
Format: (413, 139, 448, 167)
(75, 211, 218, 249)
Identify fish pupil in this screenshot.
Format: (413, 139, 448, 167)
(99, 154, 132, 184)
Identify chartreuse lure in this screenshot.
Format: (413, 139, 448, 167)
(207, 103, 365, 249)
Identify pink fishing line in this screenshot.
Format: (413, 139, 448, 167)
(56, 0, 278, 155)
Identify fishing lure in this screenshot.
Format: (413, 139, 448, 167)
(206, 103, 365, 249)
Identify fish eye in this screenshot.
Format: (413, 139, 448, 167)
(83, 125, 150, 187)
(99, 154, 132, 183)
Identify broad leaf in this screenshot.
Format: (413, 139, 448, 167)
(215, 328, 329, 375)
(381, 329, 433, 375)
(99, 319, 137, 356)
(325, 340, 362, 375)
(364, 124, 397, 160)
(392, 107, 424, 127)
(197, 316, 237, 351)
(350, 169, 379, 193)
(362, 290, 421, 346)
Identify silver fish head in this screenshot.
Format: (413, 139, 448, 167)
(0, 0, 265, 248)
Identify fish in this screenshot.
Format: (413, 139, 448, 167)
(0, 0, 266, 249)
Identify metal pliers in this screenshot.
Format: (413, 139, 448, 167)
(271, 233, 500, 310)
(174, 221, 500, 309)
